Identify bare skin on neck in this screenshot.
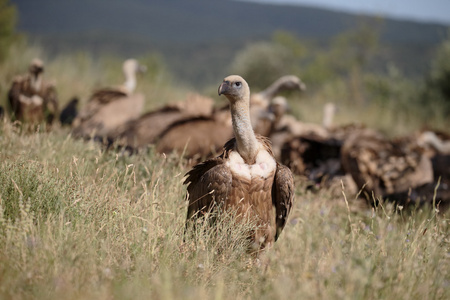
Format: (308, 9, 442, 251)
(219, 75, 260, 164)
(230, 100, 259, 164)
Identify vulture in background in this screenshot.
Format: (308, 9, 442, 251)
(156, 75, 305, 160)
(107, 93, 214, 151)
(8, 58, 59, 127)
(340, 129, 437, 207)
(250, 75, 306, 135)
(184, 75, 294, 253)
(274, 102, 362, 194)
(155, 105, 232, 160)
(415, 130, 450, 210)
(72, 59, 146, 140)
(59, 97, 79, 126)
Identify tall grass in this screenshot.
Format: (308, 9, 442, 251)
(0, 119, 448, 299)
(0, 41, 448, 299)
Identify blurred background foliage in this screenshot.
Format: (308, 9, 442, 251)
(0, 0, 449, 134)
(0, 0, 18, 62)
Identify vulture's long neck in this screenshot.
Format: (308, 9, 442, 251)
(31, 73, 43, 92)
(257, 79, 286, 102)
(123, 70, 136, 94)
(230, 99, 259, 164)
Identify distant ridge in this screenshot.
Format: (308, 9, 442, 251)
(12, 0, 449, 86)
(239, 0, 450, 26)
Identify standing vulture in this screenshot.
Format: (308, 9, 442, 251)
(8, 58, 59, 126)
(107, 93, 214, 151)
(250, 75, 306, 135)
(340, 130, 435, 206)
(72, 59, 146, 140)
(155, 106, 232, 160)
(184, 75, 295, 253)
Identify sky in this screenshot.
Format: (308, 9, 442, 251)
(245, 0, 450, 25)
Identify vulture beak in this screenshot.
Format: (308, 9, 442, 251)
(218, 81, 229, 96)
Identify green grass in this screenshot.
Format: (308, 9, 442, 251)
(0, 120, 448, 300)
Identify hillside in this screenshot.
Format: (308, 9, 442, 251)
(12, 0, 450, 87)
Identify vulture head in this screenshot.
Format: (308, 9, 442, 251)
(29, 58, 44, 76)
(218, 75, 250, 104)
(269, 96, 289, 121)
(275, 75, 306, 92)
(123, 59, 147, 76)
(122, 59, 147, 94)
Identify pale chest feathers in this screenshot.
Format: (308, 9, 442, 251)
(226, 147, 277, 182)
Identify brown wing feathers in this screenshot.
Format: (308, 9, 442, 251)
(184, 157, 232, 219)
(184, 135, 294, 245)
(273, 163, 295, 241)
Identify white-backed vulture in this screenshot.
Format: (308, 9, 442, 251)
(340, 130, 436, 206)
(271, 100, 337, 163)
(8, 58, 59, 126)
(72, 59, 146, 139)
(250, 75, 305, 133)
(156, 106, 232, 160)
(184, 75, 294, 253)
(251, 75, 306, 106)
(271, 102, 364, 195)
(107, 93, 214, 150)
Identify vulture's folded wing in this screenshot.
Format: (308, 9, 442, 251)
(184, 157, 232, 219)
(272, 163, 294, 241)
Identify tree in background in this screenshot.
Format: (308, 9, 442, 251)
(422, 31, 450, 114)
(229, 40, 294, 91)
(0, 0, 17, 62)
(306, 19, 381, 105)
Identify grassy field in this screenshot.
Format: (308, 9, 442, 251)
(0, 39, 449, 299)
(0, 118, 448, 299)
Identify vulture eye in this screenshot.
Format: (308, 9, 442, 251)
(235, 82, 242, 87)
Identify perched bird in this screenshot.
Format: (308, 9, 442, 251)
(72, 59, 146, 140)
(251, 75, 306, 106)
(0, 105, 4, 121)
(156, 106, 232, 160)
(250, 75, 306, 134)
(108, 93, 214, 151)
(8, 58, 59, 126)
(184, 75, 294, 253)
(340, 130, 435, 206)
(59, 97, 79, 126)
